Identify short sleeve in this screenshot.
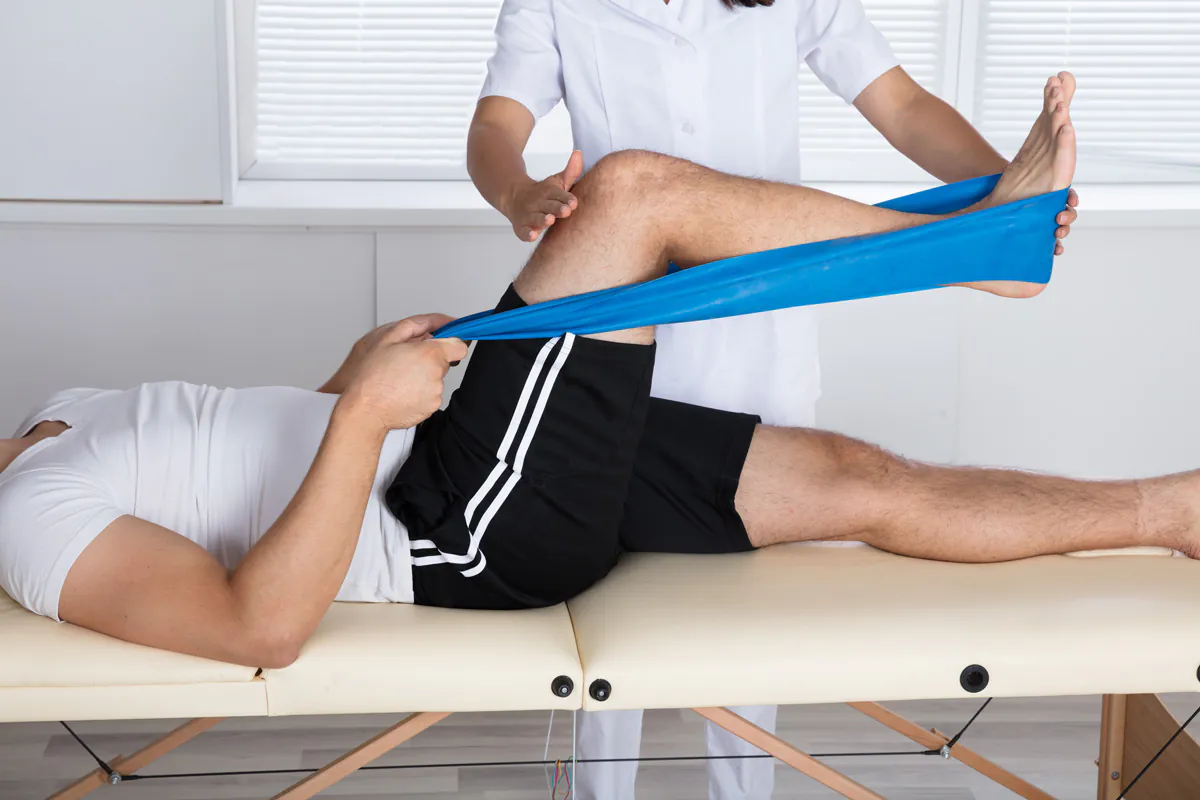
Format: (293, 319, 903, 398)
(801, 0, 901, 104)
(0, 469, 124, 621)
(479, 0, 565, 120)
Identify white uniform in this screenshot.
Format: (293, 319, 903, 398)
(0, 383, 416, 621)
(481, 0, 898, 797)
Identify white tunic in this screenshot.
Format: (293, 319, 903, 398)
(481, 0, 898, 426)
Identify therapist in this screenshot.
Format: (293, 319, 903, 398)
(466, 1, 1079, 798)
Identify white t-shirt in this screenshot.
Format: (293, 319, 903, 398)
(481, 0, 899, 426)
(0, 382, 415, 621)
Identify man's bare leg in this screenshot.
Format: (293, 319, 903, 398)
(736, 426, 1197, 561)
(515, 73, 1076, 309)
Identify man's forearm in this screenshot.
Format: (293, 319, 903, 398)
(467, 118, 534, 215)
(887, 92, 1008, 183)
(229, 400, 385, 656)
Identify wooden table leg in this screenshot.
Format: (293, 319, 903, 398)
(271, 711, 451, 800)
(48, 718, 224, 800)
(694, 706, 885, 800)
(849, 702, 1054, 800)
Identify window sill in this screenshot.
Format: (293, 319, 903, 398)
(1, 180, 1199, 229)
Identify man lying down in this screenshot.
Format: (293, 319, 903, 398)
(0, 76, 1168, 669)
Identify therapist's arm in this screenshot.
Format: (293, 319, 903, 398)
(855, 66, 1078, 253)
(468, 96, 582, 242)
(854, 66, 1005, 181)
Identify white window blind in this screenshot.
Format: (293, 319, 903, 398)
(973, 0, 1200, 182)
(244, 0, 1199, 183)
(798, 0, 952, 182)
(252, 0, 529, 179)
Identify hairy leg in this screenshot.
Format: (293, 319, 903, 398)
(515, 74, 1076, 311)
(736, 425, 1197, 561)
(514, 149, 957, 313)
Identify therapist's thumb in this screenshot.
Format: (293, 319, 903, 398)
(557, 150, 584, 190)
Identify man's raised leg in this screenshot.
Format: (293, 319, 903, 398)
(515, 73, 1075, 306)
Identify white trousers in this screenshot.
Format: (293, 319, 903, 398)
(573, 705, 779, 800)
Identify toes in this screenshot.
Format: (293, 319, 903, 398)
(1058, 71, 1077, 105)
(1044, 78, 1058, 112)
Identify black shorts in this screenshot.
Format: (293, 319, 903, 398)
(386, 286, 760, 610)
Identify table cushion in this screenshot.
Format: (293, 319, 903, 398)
(0, 592, 265, 722)
(263, 602, 583, 716)
(568, 544, 1200, 711)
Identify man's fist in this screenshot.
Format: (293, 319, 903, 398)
(340, 325, 468, 433)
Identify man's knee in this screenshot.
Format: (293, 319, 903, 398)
(575, 149, 679, 206)
(807, 428, 910, 498)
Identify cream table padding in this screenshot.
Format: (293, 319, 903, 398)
(568, 545, 1200, 711)
(0, 593, 265, 722)
(263, 602, 582, 716)
(1, 595, 581, 723)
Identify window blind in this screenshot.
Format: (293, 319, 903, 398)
(974, 0, 1200, 180)
(798, 0, 951, 180)
(248, 0, 1198, 182)
(253, 0, 503, 178)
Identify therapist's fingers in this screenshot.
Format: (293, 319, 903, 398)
(1067, 188, 1079, 208)
(557, 150, 584, 190)
(1055, 242, 1065, 256)
(545, 187, 577, 214)
(516, 215, 551, 242)
(538, 199, 570, 220)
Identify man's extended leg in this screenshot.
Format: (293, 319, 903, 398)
(736, 425, 1197, 559)
(515, 74, 1075, 306)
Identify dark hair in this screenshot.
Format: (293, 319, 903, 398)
(720, 0, 775, 7)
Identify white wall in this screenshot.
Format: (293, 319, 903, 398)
(2, 222, 1198, 483)
(0, 0, 224, 202)
(0, 227, 374, 428)
(816, 226, 1200, 478)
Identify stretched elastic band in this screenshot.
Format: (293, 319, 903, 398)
(436, 174, 1068, 342)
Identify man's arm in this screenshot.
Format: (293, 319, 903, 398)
(59, 328, 468, 668)
(854, 67, 1079, 252)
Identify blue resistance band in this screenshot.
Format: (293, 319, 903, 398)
(435, 174, 1068, 342)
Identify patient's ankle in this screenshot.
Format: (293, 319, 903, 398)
(1139, 476, 1200, 556)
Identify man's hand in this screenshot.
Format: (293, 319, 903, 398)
(502, 150, 584, 242)
(1054, 188, 1079, 256)
(339, 324, 468, 433)
(320, 314, 455, 395)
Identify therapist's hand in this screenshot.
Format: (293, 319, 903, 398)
(502, 150, 584, 242)
(1053, 188, 1079, 256)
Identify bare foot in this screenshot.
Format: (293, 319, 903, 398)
(985, 72, 1077, 208)
(961, 72, 1077, 299)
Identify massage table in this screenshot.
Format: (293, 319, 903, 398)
(4, 544, 1199, 800)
